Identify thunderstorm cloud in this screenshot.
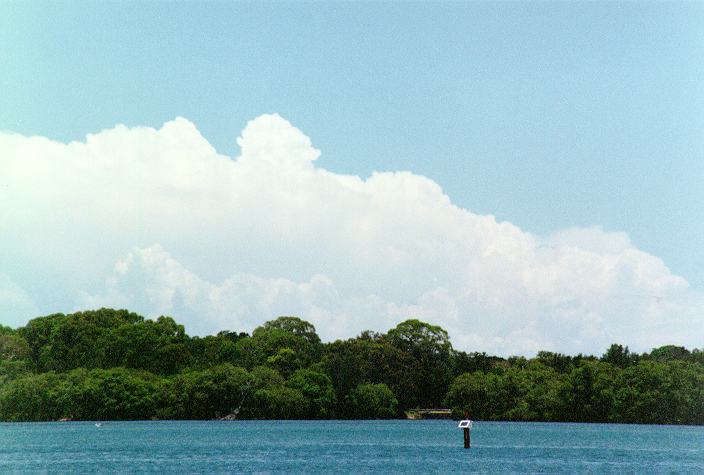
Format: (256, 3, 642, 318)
(1, 115, 702, 354)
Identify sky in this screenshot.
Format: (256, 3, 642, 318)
(0, 1, 702, 355)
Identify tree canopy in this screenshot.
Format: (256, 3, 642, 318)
(0, 309, 701, 424)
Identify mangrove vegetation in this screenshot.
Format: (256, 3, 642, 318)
(0, 308, 702, 423)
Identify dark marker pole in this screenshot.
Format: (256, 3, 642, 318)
(459, 412, 472, 449)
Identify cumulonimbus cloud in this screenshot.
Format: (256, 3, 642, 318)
(1, 114, 701, 354)
(0, 274, 39, 329)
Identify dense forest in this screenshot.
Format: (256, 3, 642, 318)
(0, 308, 702, 424)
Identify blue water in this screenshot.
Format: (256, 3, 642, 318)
(1, 420, 703, 473)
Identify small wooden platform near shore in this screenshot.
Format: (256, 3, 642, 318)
(405, 408, 453, 420)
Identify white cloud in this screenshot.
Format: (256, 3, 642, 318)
(0, 274, 39, 328)
(1, 114, 702, 354)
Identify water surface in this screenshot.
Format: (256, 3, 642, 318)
(1, 420, 702, 473)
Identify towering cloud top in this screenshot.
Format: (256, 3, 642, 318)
(237, 114, 321, 167)
(0, 115, 701, 354)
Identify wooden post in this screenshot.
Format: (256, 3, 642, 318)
(462, 411, 471, 448)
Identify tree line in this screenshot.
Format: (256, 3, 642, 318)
(0, 308, 702, 423)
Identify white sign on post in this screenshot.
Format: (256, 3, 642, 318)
(457, 420, 473, 429)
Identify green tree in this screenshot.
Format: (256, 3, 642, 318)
(164, 364, 254, 419)
(0, 371, 66, 421)
(385, 319, 453, 408)
(189, 335, 239, 369)
(611, 360, 704, 424)
(20, 309, 144, 372)
(505, 362, 567, 421)
(65, 368, 160, 420)
(601, 344, 638, 368)
(0, 360, 30, 386)
(536, 351, 578, 373)
(445, 371, 507, 420)
(0, 334, 29, 362)
(5, 309, 704, 424)
(286, 368, 336, 418)
(648, 345, 691, 362)
(259, 316, 321, 346)
(252, 386, 307, 419)
(238, 317, 322, 369)
(104, 316, 190, 374)
(562, 360, 616, 422)
(267, 347, 303, 378)
(346, 383, 398, 419)
(452, 351, 504, 377)
(322, 337, 416, 412)
(17, 313, 67, 371)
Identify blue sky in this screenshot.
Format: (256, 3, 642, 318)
(0, 2, 702, 353)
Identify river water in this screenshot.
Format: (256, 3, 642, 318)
(1, 420, 702, 473)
